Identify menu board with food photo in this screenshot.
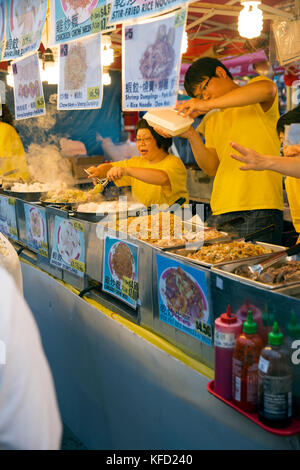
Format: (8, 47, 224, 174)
(49, 0, 113, 45)
(0, 0, 5, 59)
(103, 235, 139, 308)
(123, 9, 186, 110)
(50, 216, 86, 277)
(12, 53, 45, 120)
(24, 204, 48, 257)
(4, 0, 47, 59)
(58, 33, 103, 110)
(6, 198, 18, 241)
(156, 253, 212, 345)
(109, 0, 188, 25)
(0, 196, 9, 237)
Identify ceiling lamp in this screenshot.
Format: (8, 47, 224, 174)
(238, 1, 263, 39)
(39, 47, 59, 85)
(181, 31, 188, 54)
(101, 35, 114, 67)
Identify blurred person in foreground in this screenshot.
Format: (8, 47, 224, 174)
(0, 104, 30, 181)
(231, 105, 300, 243)
(0, 265, 62, 449)
(156, 57, 284, 244)
(87, 118, 188, 207)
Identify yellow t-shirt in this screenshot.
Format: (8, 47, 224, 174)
(197, 76, 283, 215)
(111, 154, 188, 207)
(0, 122, 30, 181)
(285, 176, 300, 233)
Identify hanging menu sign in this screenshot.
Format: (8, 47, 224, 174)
(13, 53, 45, 120)
(50, 216, 86, 277)
(24, 204, 48, 257)
(58, 33, 103, 110)
(123, 9, 186, 110)
(0, 0, 5, 60)
(156, 253, 212, 345)
(3, 0, 47, 60)
(109, 0, 188, 25)
(103, 235, 139, 308)
(49, 0, 114, 45)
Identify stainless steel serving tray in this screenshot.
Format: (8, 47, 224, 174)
(3, 189, 48, 202)
(167, 242, 283, 269)
(211, 251, 300, 290)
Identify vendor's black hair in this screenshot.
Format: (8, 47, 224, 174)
(0, 104, 14, 127)
(277, 105, 300, 135)
(184, 57, 233, 98)
(136, 118, 172, 152)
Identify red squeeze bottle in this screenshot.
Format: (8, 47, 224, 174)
(214, 305, 243, 400)
(232, 310, 264, 412)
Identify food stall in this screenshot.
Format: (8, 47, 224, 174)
(0, 0, 300, 451)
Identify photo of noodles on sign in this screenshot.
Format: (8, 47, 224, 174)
(58, 33, 103, 110)
(123, 9, 186, 111)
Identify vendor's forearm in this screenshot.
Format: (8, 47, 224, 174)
(209, 80, 276, 110)
(126, 167, 170, 186)
(267, 156, 300, 178)
(186, 127, 219, 176)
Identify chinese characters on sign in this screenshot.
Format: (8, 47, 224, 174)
(103, 235, 139, 308)
(12, 53, 45, 120)
(50, 0, 114, 45)
(0, 197, 18, 241)
(24, 204, 48, 257)
(123, 9, 186, 110)
(4, 0, 47, 60)
(156, 253, 212, 345)
(109, 0, 189, 25)
(58, 33, 103, 110)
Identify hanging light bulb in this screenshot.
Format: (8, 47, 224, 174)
(101, 35, 114, 66)
(238, 1, 263, 39)
(103, 72, 111, 86)
(181, 31, 188, 54)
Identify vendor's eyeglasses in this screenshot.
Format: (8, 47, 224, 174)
(136, 137, 153, 143)
(196, 77, 212, 100)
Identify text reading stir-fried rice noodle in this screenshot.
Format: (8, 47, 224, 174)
(164, 267, 204, 321)
(111, 243, 134, 280)
(64, 43, 87, 90)
(186, 241, 272, 264)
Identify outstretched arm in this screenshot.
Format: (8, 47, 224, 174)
(230, 141, 300, 178)
(106, 166, 170, 186)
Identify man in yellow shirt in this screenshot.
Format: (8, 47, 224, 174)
(230, 105, 300, 243)
(174, 57, 283, 244)
(87, 119, 188, 208)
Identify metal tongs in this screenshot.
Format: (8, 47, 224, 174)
(84, 168, 109, 191)
(247, 242, 300, 276)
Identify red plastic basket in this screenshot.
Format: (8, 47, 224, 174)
(207, 380, 300, 436)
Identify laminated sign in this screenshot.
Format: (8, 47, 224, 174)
(103, 235, 139, 308)
(24, 204, 48, 257)
(50, 216, 86, 277)
(0, 0, 5, 60)
(156, 253, 212, 345)
(4, 0, 47, 60)
(123, 9, 186, 110)
(58, 33, 103, 110)
(49, 0, 114, 45)
(109, 0, 189, 25)
(12, 53, 45, 120)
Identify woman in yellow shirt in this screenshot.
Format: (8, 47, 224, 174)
(87, 119, 188, 208)
(0, 105, 30, 181)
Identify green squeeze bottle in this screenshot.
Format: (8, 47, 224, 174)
(258, 322, 293, 428)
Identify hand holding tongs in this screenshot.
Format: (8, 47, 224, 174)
(84, 168, 109, 190)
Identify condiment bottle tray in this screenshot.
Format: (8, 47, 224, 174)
(207, 380, 300, 436)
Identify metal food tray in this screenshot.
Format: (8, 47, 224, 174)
(3, 189, 48, 202)
(168, 242, 283, 269)
(211, 251, 300, 290)
(71, 205, 147, 223)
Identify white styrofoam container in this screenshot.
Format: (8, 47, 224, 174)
(143, 109, 194, 136)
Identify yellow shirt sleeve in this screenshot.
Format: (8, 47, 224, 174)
(0, 123, 30, 181)
(158, 155, 188, 205)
